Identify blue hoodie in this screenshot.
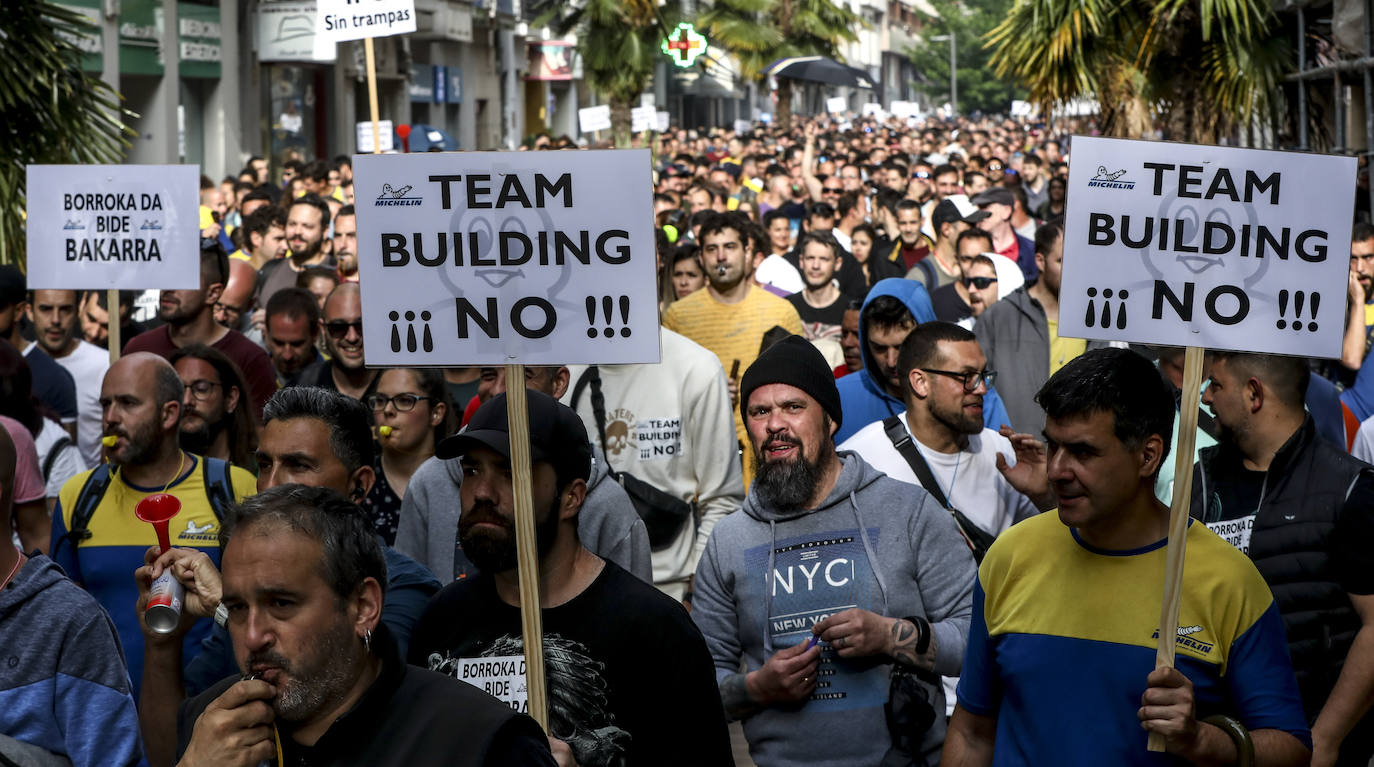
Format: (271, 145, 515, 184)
(834, 279, 1012, 443)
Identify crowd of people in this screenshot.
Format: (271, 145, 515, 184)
(1, 112, 1372, 767)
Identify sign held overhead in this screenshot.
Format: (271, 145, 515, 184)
(315, 0, 416, 43)
(353, 150, 661, 366)
(1060, 137, 1356, 358)
(25, 165, 201, 290)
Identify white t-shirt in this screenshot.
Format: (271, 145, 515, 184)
(1353, 416, 1374, 465)
(840, 412, 1042, 714)
(52, 339, 109, 468)
(839, 414, 1039, 536)
(34, 417, 84, 500)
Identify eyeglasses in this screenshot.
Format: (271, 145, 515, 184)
(914, 171, 931, 179)
(921, 368, 997, 392)
(986, 163, 1005, 172)
(962, 276, 998, 290)
(324, 319, 364, 339)
(823, 187, 843, 194)
(366, 393, 434, 412)
(184, 379, 222, 400)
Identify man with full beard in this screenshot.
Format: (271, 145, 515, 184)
(408, 391, 733, 767)
(691, 335, 976, 766)
(169, 344, 258, 469)
(170, 485, 554, 766)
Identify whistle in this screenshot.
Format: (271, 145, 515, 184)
(101, 435, 118, 447)
(378, 426, 393, 437)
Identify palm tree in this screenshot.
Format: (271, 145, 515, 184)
(1, 2, 130, 266)
(533, 0, 678, 146)
(986, 0, 1286, 142)
(699, 0, 864, 130)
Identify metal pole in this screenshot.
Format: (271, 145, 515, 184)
(159, 0, 179, 163)
(949, 32, 957, 117)
(1336, 70, 1347, 152)
(1298, 6, 1309, 150)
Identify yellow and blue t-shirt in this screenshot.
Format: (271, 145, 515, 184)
(957, 512, 1310, 765)
(52, 455, 255, 699)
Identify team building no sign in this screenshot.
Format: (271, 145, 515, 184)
(1061, 137, 1356, 357)
(353, 150, 661, 366)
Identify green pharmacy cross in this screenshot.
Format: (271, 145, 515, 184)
(662, 23, 708, 68)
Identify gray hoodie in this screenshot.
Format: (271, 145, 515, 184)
(691, 453, 976, 767)
(395, 447, 652, 584)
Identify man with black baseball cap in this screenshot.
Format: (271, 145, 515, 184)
(408, 391, 734, 767)
(691, 334, 976, 766)
(910, 194, 990, 291)
(972, 186, 1037, 282)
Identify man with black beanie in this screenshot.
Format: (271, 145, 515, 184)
(691, 334, 977, 766)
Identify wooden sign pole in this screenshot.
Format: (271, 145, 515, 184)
(503, 364, 549, 731)
(106, 289, 120, 364)
(363, 38, 382, 155)
(1147, 345, 1205, 752)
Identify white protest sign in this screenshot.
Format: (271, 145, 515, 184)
(890, 100, 919, 118)
(1061, 137, 1356, 358)
(733, 119, 752, 135)
(25, 165, 201, 290)
(630, 105, 657, 133)
(826, 96, 847, 114)
(656, 111, 671, 132)
(353, 150, 661, 366)
(316, 0, 415, 43)
(578, 105, 611, 133)
(453, 655, 528, 714)
(356, 119, 394, 153)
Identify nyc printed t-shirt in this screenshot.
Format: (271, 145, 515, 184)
(52, 455, 255, 699)
(957, 512, 1311, 765)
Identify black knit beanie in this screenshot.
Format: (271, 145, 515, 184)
(739, 335, 843, 429)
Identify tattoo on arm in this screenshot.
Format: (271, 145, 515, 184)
(890, 619, 938, 670)
(720, 672, 761, 721)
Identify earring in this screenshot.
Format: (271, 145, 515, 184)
(363, 628, 373, 653)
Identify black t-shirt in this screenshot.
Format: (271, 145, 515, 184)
(787, 291, 852, 341)
(930, 283, 972, 324)
(409, 561, 734, 767)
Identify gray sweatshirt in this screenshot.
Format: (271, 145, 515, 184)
(691, 452, 976, 767)
(395, 447, 653, 584)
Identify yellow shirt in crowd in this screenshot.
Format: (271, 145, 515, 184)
(663, 284, 805, 485)
(1047, 317, 1087, 376)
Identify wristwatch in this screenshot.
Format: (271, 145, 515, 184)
(214, 601, 229, 628)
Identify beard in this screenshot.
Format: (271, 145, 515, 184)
(107, 416, 162, 466)
(752, 433, 832, 512)
(248, 613, 360, 723)
(458, 495, 562, 575)
(929, 394, 984, 436)
(179, 410, 227, 455)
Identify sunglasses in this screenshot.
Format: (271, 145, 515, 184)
(914, 171, 931, 179)
(324, 319, 364, 339)
(963, 276, 998, 289)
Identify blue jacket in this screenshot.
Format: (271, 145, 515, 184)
(0, 556, 143, 767)
(834, 279, 1012, 444)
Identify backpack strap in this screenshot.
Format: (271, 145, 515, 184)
(915, 258, 938, 289)
(41, 435, 73, 482)
(882, 416, 949, 508)
(201, 456, 234, 524)
(52, 463, 113, 561)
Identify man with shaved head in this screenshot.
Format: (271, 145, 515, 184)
(213, 258, 260, 341)
(299, 283, 378, 401)
(51, 352, 255, 699)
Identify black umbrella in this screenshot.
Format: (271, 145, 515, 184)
(766, 56, 874, 89)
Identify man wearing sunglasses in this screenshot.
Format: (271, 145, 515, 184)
(124, 245, 276, 420)
(299, 283, 379, 402)
(932, 255, 1001, 328)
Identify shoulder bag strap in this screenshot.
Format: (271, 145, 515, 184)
(882, 416, 950, 509)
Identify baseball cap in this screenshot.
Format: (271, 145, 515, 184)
(435, 390, 593, 482)
(932, 195, 990, 228)
(971, 187, 1014, 208)
(972, 188, 1016, 208)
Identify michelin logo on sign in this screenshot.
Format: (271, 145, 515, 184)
(376, 183, 422, 207)
(1088, 166, 1136, 190)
